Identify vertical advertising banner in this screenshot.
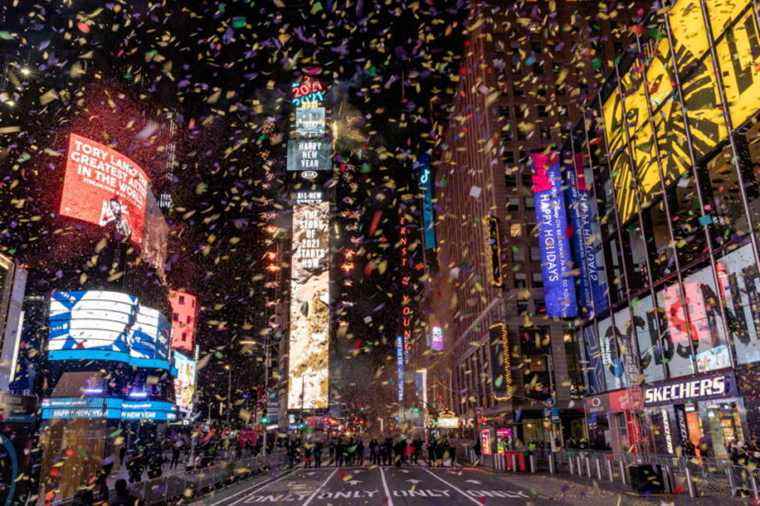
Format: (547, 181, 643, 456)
(173, 351, 197, 414)
(488, 322, 512, 399)
(60, 134, 149, 244)
(396, 335, 405, 403)
(566, 154, 608, 318)
(531, 152, 577, 318)
(417, 155, 437, 251)
(288, 195, 330, 410)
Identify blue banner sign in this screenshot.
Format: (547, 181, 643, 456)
(531, 152, 577, 318)
(417, 155, 437, 250)
(566, 154, 608, 318)
(41, 397, 177, 421)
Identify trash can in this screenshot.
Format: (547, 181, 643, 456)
(628, 464, 665, 493)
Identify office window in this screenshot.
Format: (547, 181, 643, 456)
(508, 197, 520, 212)
(187, 315, 193, 324)
(530, 246, 541, 262)
(524, 197, 535, 210)
(173, 312, 179, 321)
(512, 246, 525, 262)
(531, 272, 544, 288)
(534, 299, 546, 314)
(517, 301, 529, 314)
(179, 295, 185, 304)
(515, 272, 527, 288)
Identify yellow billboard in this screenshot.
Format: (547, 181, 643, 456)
(604, 0, 756, 224)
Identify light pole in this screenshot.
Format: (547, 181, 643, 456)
(225, 364, 232, 425)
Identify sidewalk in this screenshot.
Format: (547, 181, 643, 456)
(464, 465, 749, 505)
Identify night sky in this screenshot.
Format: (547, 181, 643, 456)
(0, 1, 467, 416)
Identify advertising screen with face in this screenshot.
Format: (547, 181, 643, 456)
(60, 134, 150, 244)
(287, 198, 330, 410)
(47, 290, 170, 369)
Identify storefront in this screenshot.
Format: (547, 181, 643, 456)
(583, 387, 643, 453)
(736, 363, 760, 441)
(643, 370, 743, 459)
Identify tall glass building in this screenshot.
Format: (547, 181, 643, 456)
(568, 0, 760, 459)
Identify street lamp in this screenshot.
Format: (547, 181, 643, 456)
(225, 364, 232, 425)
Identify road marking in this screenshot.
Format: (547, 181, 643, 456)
(209, 469, 294, 506)
(301, 467, 338, 506)
(420, 468, 481, 505)
(379, 466, 395, 506)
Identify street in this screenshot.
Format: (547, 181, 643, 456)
(208, 465, 550, 505)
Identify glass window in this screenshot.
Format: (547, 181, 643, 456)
(514, 272, 527, 288)
(531, 272, 543, 288)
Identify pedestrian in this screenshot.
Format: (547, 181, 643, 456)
(170, 441, 181, 470)
(336, 438, 345, 467)
(304, 442, 313, 468)
(287, 439, 297, 468)
(357, 438, 365, 466)
(314, 440, 323, 468)
(412, 438, 422, 465)
(427, 438, 437, 467)
(329, 438, 337, 466)
(369, 438, 379, 465)
(383, 436, 394, 466)
(473, 437, 481, 464)
(110, 479, 136, 506)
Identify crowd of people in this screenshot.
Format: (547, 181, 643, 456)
(284, 434, 457, 468)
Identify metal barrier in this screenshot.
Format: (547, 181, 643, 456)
(454, 445, 760, 500)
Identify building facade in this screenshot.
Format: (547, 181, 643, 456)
(568, 0, 760, 458)
(424, 0, 635, 450)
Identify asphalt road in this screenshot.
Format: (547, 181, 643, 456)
(206, 464, 564, 505)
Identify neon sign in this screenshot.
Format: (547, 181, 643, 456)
(292, 77, 325, 107)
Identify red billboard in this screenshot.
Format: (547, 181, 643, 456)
(59, 133, 149, 244)
(169, 290, 198, 354)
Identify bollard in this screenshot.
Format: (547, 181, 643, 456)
(569, 454, 575, 475)
(585, 456, 591, 478)
(751, 470, 759, 500)
(549, 453, 555, 474)
(530, 453, 536, 473)
(595, 457, 602, 480)
(511, 453, 517, 472)
(685, 465, 695, 498)
(619, 459, 626, 486)
(606, 458, 613, 482)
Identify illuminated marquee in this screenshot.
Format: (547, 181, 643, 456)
(292, 77, 326, 107)
(288, 198, 330, 410)
(489, 322, 512, 400)
(484, 216, 503, 287)
(286, 139, 332, 172)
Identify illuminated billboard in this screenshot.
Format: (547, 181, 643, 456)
(291, 77, 326, 107)
(169, 290, 198, 354)
(489, 322, 512, 400)
(603, 0, 759, 224)
(173, 351, 196, 414)
(41, 397, 176, 421)
(47, 291, 171, 370)
(286, 140, 332, 172)
(60, 134, 150, 244)
(287, 196, 330, 410)
(296, 107, 326, 137)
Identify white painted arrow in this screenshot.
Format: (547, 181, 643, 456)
(465, 479, 481, 485)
